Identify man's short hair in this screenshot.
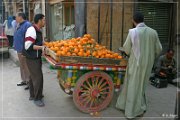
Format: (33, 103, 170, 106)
(133, 12, 144, 23)
(17, 12, 27, 20)
(34, 14, 45, 24)
(167, 49, 174, 53)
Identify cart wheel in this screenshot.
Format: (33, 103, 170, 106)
(73, 71, 114, 113)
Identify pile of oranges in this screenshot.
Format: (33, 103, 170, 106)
(44, 34, 122, 59)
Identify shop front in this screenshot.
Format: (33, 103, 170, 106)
(47, 0, 75, 41)
(137, 0, 176, 52)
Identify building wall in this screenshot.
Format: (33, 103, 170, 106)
(41, 0, 46, 38)
(3, 0, 47, 38)
(86, 0, 134, 52)
(0, 0, 4, 23)
(178, 1, 180, 34)
(178, 1, 180, 71)
(3, 0, 10, 18)
(86, 0, 98, 41)
(112, 0, 124, 52)
(98, 0, 111, 49)
(174, 1, 180, 71)
(74, 0, 86, 37)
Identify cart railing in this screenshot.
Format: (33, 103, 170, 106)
(45, 55, 126, 72)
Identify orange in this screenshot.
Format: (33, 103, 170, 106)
(49, 42, 53, 46)
(98, 52, 102, 56)
(92, 51, 97, 57)
(78, 52, 83, 56)
(46, 34, 124, 60)
(61, 51, 66, 56)
(78, 45, 82, 49)
(102, 51, 106, 55)
(82, 37, 88, 42)
(95, 55, 99, 58)
(80, 49, 84, 52)
(63, 48, 68, 53)
(72, 53, 77, 56)
(84, 34, 91, 39)
(100, 55, 105, 58)
(50, 47, 54, 50)
(56, 51, 61, 56)
(86, 50, 91, 55)
(67, 52, 71, 56)
(54, 47, 59, 51)
(84, 53, 88, 57)
(109, 54, 113, 58)
(114, 53, 119, 57)
(64, 43, 68, 47)
(74, 48, 79, 53)
(118, 56, 122, 59)
(105, 54, 111, 58)
(57, 43, 62, 47)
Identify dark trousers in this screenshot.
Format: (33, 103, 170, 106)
(26, 58, 43, 100)
(155, 69, 176, 83)
(7, 35, 13, 47)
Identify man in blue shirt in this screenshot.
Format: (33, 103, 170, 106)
(14, 12, 31, 89)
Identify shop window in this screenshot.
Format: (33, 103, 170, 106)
(64, 4, 74, 26)
(49, 2, 75, 41)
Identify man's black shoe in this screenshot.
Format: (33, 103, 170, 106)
(24, 86, 29, 90)
(17, 82, 27, 86)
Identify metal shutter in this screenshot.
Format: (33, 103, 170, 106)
(137, 3, 171, 50)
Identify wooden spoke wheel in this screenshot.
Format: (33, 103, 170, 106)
(73, 71, 114, 113)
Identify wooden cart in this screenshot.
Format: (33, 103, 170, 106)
(45, 50, 127, 113)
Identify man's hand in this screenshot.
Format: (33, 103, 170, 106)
(172, 68, 177, 74)
(168, 66, 173, 69)
(160, 72, 167, 77)
(118, 47, 128, 58)
(42, 46, 47, 56)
